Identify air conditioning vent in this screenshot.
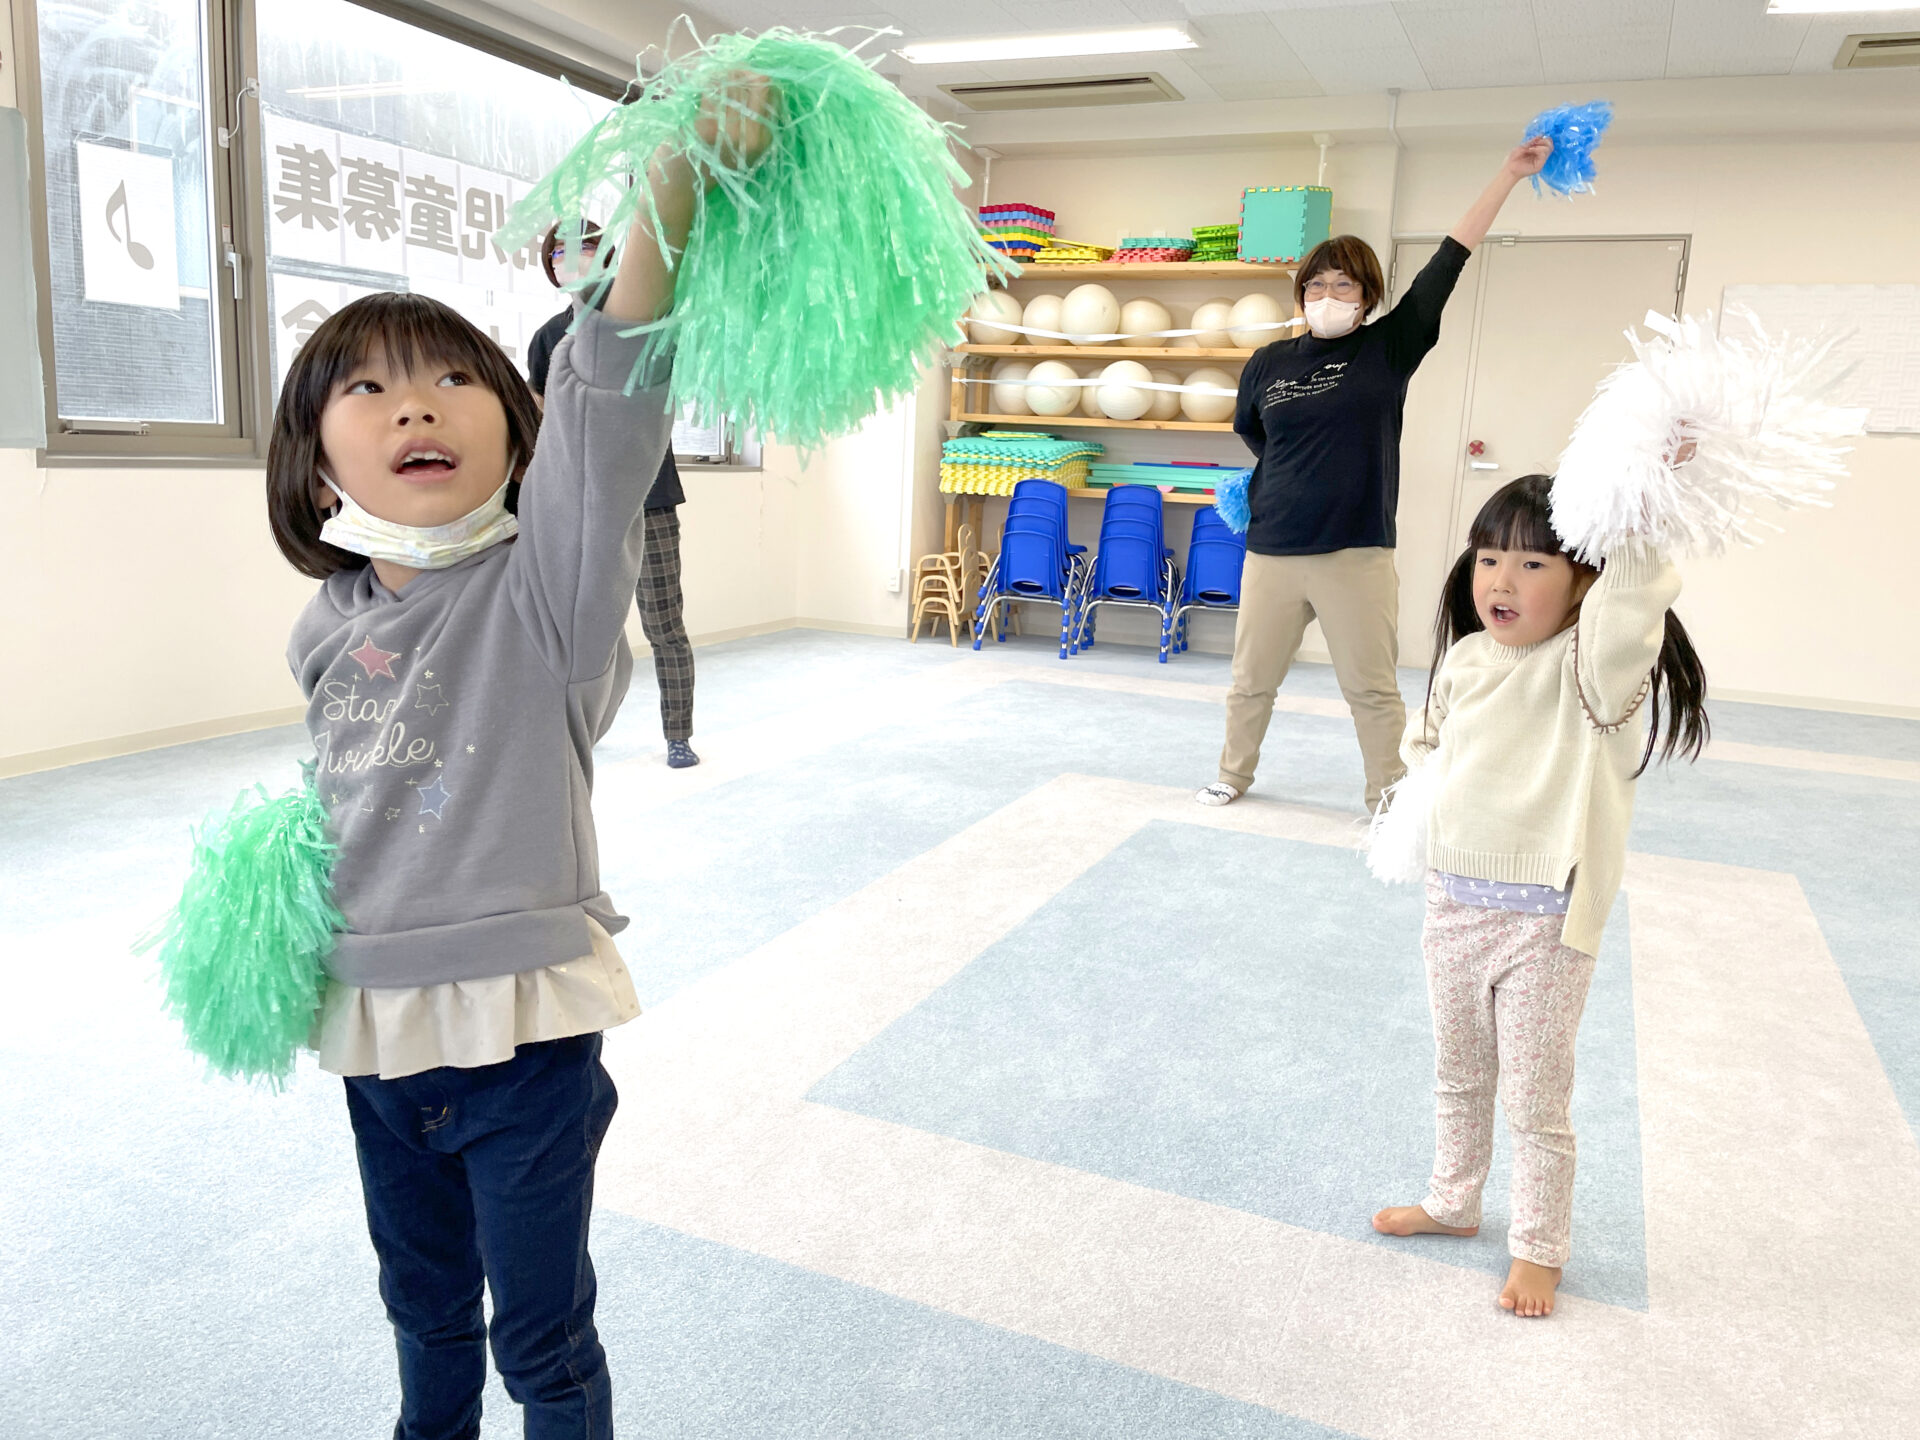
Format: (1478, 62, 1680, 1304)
(939, 72, 1182, 111)
(1834, 32, 1920, 69)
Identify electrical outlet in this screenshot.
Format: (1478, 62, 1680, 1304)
(885, 569, 903, 594)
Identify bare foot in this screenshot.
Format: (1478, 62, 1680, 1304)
(1372, 1204, 1479, 1238)
(1498, 1258, 1562, 1317)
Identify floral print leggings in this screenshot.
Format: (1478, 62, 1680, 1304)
(1418, 878, 1597, 1268)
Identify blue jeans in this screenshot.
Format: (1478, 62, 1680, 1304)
(344, 1034, 618, 1440)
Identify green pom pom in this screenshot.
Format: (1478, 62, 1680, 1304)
(137, 776, 343, 1087)
(498, 26, 1010, 450)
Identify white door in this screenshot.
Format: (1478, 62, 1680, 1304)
(1392, 237, 1687, 665)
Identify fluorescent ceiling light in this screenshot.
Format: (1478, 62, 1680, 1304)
(1767, 0, 1920, 11)
(897, 25, 1197, 65)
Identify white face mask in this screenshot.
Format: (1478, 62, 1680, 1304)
(319, 477, 518, 570)
(1304, 296, 1362, 339)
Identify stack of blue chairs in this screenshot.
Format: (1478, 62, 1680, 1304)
(1075, 485, 1180, 663)
(1168, 505, 1247, 658)
(973, 479, 1090, 658)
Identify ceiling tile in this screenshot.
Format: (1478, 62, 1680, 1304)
(1789, 20, 1869, 76)
(1269, 4, 1432, 93)
(1531, 0, 1674, 83)
(1392, 0, 1543, 91)
(1665, 0, 1810, 77)
(1185, 13, 1324, 98)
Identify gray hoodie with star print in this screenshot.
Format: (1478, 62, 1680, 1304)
(286, 309, 671, 988)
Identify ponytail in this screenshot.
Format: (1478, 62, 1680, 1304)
(1422, 545, 1480, 746)
(1635, 611, 1710, 777)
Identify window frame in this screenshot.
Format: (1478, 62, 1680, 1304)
(14, 0, 264, 463)
(12, 0, 635, 467)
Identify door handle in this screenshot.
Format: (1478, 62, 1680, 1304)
(1469, 461, 1499, 471)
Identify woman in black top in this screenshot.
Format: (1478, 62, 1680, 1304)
(1198, 137, 1551, 813)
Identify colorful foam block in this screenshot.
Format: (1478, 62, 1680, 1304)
(1238, 185, 1332, 264)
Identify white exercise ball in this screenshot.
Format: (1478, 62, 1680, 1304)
(1228, 292, 1289, 349)
(1145, 368, 1183, 421)
(1119, 298, 1172, 348)
(1095, 360, 1155, 421)
(1190, 297, 1237, 349)
(1080, 379, 1106, 417)
(1059, 284, 1120, 346)
(1021, 293, 1064, 344)
(989, 360, 1033, 416)
(966, 289, 1024, 345)
(1026, 360, 1083, 416)
(1181, 366, 1238, 424)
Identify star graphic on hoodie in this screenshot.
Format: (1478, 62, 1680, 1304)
(415, 683, 449, 716)
(415, 775, 452, 820)
(348, 635, 401, 680)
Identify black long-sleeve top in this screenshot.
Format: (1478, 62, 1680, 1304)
(1233, 237, 1470, 556)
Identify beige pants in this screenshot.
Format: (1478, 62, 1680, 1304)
(1218, 547, 1407, 810)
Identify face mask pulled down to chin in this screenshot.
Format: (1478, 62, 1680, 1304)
(320, 479, 519, 570)
(1304, 296, 1362, 339)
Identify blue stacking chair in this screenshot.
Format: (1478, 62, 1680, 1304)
(974, 481, 1089, 657)
(1075, 487, 1178, 661)
(1169, 506, 1247, 657)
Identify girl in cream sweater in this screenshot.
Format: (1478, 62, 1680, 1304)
(1371, 473, 1709, 1317)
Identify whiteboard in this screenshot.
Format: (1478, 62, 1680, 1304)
(1722, 284, 1920, 435)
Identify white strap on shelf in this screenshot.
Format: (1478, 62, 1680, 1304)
(965, 317, 1307, 344)
(958, 374, 1239, 398)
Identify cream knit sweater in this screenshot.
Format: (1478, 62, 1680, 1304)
(1403, 543, 1682, 956)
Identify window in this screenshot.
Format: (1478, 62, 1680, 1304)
(13, 0, 632, 462)
(253, 0, 612, 391)
(20, 0, 250, 453)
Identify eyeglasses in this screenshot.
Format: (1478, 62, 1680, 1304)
(552, 240, 600, 259)
(1302, 277, 1358, 299)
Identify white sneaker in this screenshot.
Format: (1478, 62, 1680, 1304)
(1195, 782, 1242, 807)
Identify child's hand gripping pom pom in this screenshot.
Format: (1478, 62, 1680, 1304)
(1362, 764, 1435, 886)
(1551, 306, 1867, 565)
(496, 25, 1013, 451)
(1215, 467, 1254, 534)
(136, 774, 343, 1087)
(1522, 101, 1612, 197)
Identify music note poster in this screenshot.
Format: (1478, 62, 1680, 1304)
(74, 141, 180, 310)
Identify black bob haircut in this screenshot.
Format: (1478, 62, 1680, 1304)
(1427, 474, 1710, 778)
(266, 292, 541, 580)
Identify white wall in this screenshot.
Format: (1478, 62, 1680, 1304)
(8, 29, 1918, 772)
(1395, 138, 1920, 714)
(975, 118, 1920, 714)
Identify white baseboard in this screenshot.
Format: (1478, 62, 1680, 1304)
(1710, 688, 1920, 721)
(624, 615, 904, 655)
(0, 706, 308, 780)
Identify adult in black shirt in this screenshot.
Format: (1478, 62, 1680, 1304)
(1198, 138, 1552, 813)
(530, 221, 699, 768)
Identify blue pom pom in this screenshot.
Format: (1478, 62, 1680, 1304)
(1524, 100, 1612, 198)
(1217, 468, 1253, 533)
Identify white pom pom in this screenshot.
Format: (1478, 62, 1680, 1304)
(1362, 765, 1435, 886)
(1551, 306, 1867, 564)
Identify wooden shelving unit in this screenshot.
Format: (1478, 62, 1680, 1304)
(941, 260, 1289, 546)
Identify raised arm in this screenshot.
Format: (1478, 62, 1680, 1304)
(1572, 541, 1683, 724)
(605, 71, 772, 327)
(1448, 138, 1551, 252)
(509, 74, 771, 683)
